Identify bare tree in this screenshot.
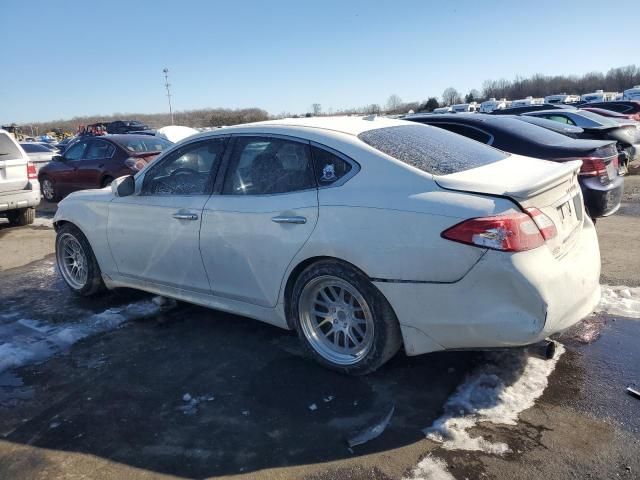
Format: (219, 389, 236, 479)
(311, 103, 322, 116)
(385, 94, 403, 113)
(442, 87, 462, 106)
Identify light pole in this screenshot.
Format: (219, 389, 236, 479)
(163, 68, 174, 125)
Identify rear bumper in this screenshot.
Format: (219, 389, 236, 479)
(0, 184, 41, 212)
(375, 218, 601, 356)
(581, 176, 624, 218)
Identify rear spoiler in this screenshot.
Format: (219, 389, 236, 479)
(434, 158, 582, 200)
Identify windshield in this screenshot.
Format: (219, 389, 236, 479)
(358, 124, 508, 175)
(117, 137, 172, 152)
(572, 110, 620, 128)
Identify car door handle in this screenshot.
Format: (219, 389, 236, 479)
(271, 215, 307, 224)
(173, 212, 199, 220)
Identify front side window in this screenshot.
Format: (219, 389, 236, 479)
(118, 137, 172, 153)
(311, 145, 353, 185)
(64, 141, 89, 161)
(86, 140, 115, 160)
(358, 124, 507, 175)
(142, 138, 227, 195)
(223, 137, 315, 195)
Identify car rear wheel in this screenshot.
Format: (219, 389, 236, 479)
(41, 176, 60, 202)
(291, 260, 402, 375)
(55, 223, 105, 296)
(7, 207, 35, 226)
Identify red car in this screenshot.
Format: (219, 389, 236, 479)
(579, 101, 640, 121)
(38, 134, 172, 202)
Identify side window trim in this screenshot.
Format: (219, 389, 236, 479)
(309, 141, 360, 188)
(139, 136, 229, 196)
(220, 134, 317, 197)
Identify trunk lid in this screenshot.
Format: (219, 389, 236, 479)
(435, 155, 584, 257)
(0, 132, 29, 193)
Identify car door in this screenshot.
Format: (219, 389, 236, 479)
(80, 139, 116, 188)
(107, 137, 228, 293)
(55, 140, 90, 194)
(201, 135, 319, 307)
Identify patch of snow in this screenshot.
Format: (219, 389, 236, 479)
(347, 404, 395, 448)
(0, 300, 161, 373)
(423, 344, 564, 455)
(182, 393, 192, 402)
(32, 216, 53, 228)
(323, 395, 334, 403)
(403, 454, 455, 480)
(308, 403, 318, 411)
(596, 285, 640, 318)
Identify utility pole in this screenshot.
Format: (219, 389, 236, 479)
(163, 68, 174, 125)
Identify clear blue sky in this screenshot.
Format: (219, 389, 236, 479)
(1, 0, 637, 124)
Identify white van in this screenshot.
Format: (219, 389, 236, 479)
(581, 90, 620, 103)
(510, 96, 544, 107)
(623, 86, 640, 101)
(544, 94, 581, 104)
(479, 98, 510, 113)
(450, 102, 478, 113)
(0, 129, 40, 225)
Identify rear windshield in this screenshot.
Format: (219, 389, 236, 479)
(117, 137, 172, 153)
(0, 133, 24, 160)
(357, 124, 508, 175)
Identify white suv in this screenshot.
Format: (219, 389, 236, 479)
(0, 129, 40, 225)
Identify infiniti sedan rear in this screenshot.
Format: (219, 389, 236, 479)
(52, 117, 601, 374)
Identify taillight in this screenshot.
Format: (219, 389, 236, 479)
(124, 157, 149, 171)
(525, 208, 557, 241)
(441, 211, 548, 252)
(579, 157, 606, 177)
(27, 161, 37, 180)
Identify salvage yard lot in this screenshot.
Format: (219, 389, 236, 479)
(0, 178, 639, 480)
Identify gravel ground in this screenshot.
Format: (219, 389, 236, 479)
(0, 178, 638, 480)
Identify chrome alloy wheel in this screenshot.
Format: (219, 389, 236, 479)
(299, 275, 375, 365)
(42, 179, 55, 200)
(57, 233, 88, 290)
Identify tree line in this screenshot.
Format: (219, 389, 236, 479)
(18, 108, 270, 135)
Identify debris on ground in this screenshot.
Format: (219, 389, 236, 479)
(627, 387, 640, 400)
(347, 403, 395, 448)
(177, 393, 215, 415)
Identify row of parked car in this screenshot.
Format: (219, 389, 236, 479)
(404, 100, 640, 220)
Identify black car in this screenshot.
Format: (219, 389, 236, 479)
(509, 115, 585, 138)
(489, 103, 577, 115)
(107, 120, 151, 134)
(522, 109, 640, 173)
(406, 114, 623, 218)
(578, 101, 640, 121)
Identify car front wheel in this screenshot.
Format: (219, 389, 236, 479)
(291, 260, 402, 375)
(55, 223, 105, 296)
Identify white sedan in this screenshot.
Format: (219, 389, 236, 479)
(53, 117, 601, 374)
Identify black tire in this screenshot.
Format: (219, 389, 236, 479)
(290, 259, 402, 375)
(7, 207, 35, 226)
(40, 176, 61, 202)
(101, 176, 115, 188)
(55, 223, 105, 296)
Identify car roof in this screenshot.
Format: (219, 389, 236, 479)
(210, 116, 412, 137)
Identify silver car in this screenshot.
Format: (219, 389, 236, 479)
(0, 130, 40, 225)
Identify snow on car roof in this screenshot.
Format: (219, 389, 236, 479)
(215, 115, 412, 136)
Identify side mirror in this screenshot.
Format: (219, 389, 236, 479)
(111, 175, 135, 197)
(52, 155, 65, 162)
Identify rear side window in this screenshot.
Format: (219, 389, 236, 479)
(86, 141, 115, 159)
(358, 124, 507, 175)
(311, 146, 353, 185)
(0, 133, 24, 160)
